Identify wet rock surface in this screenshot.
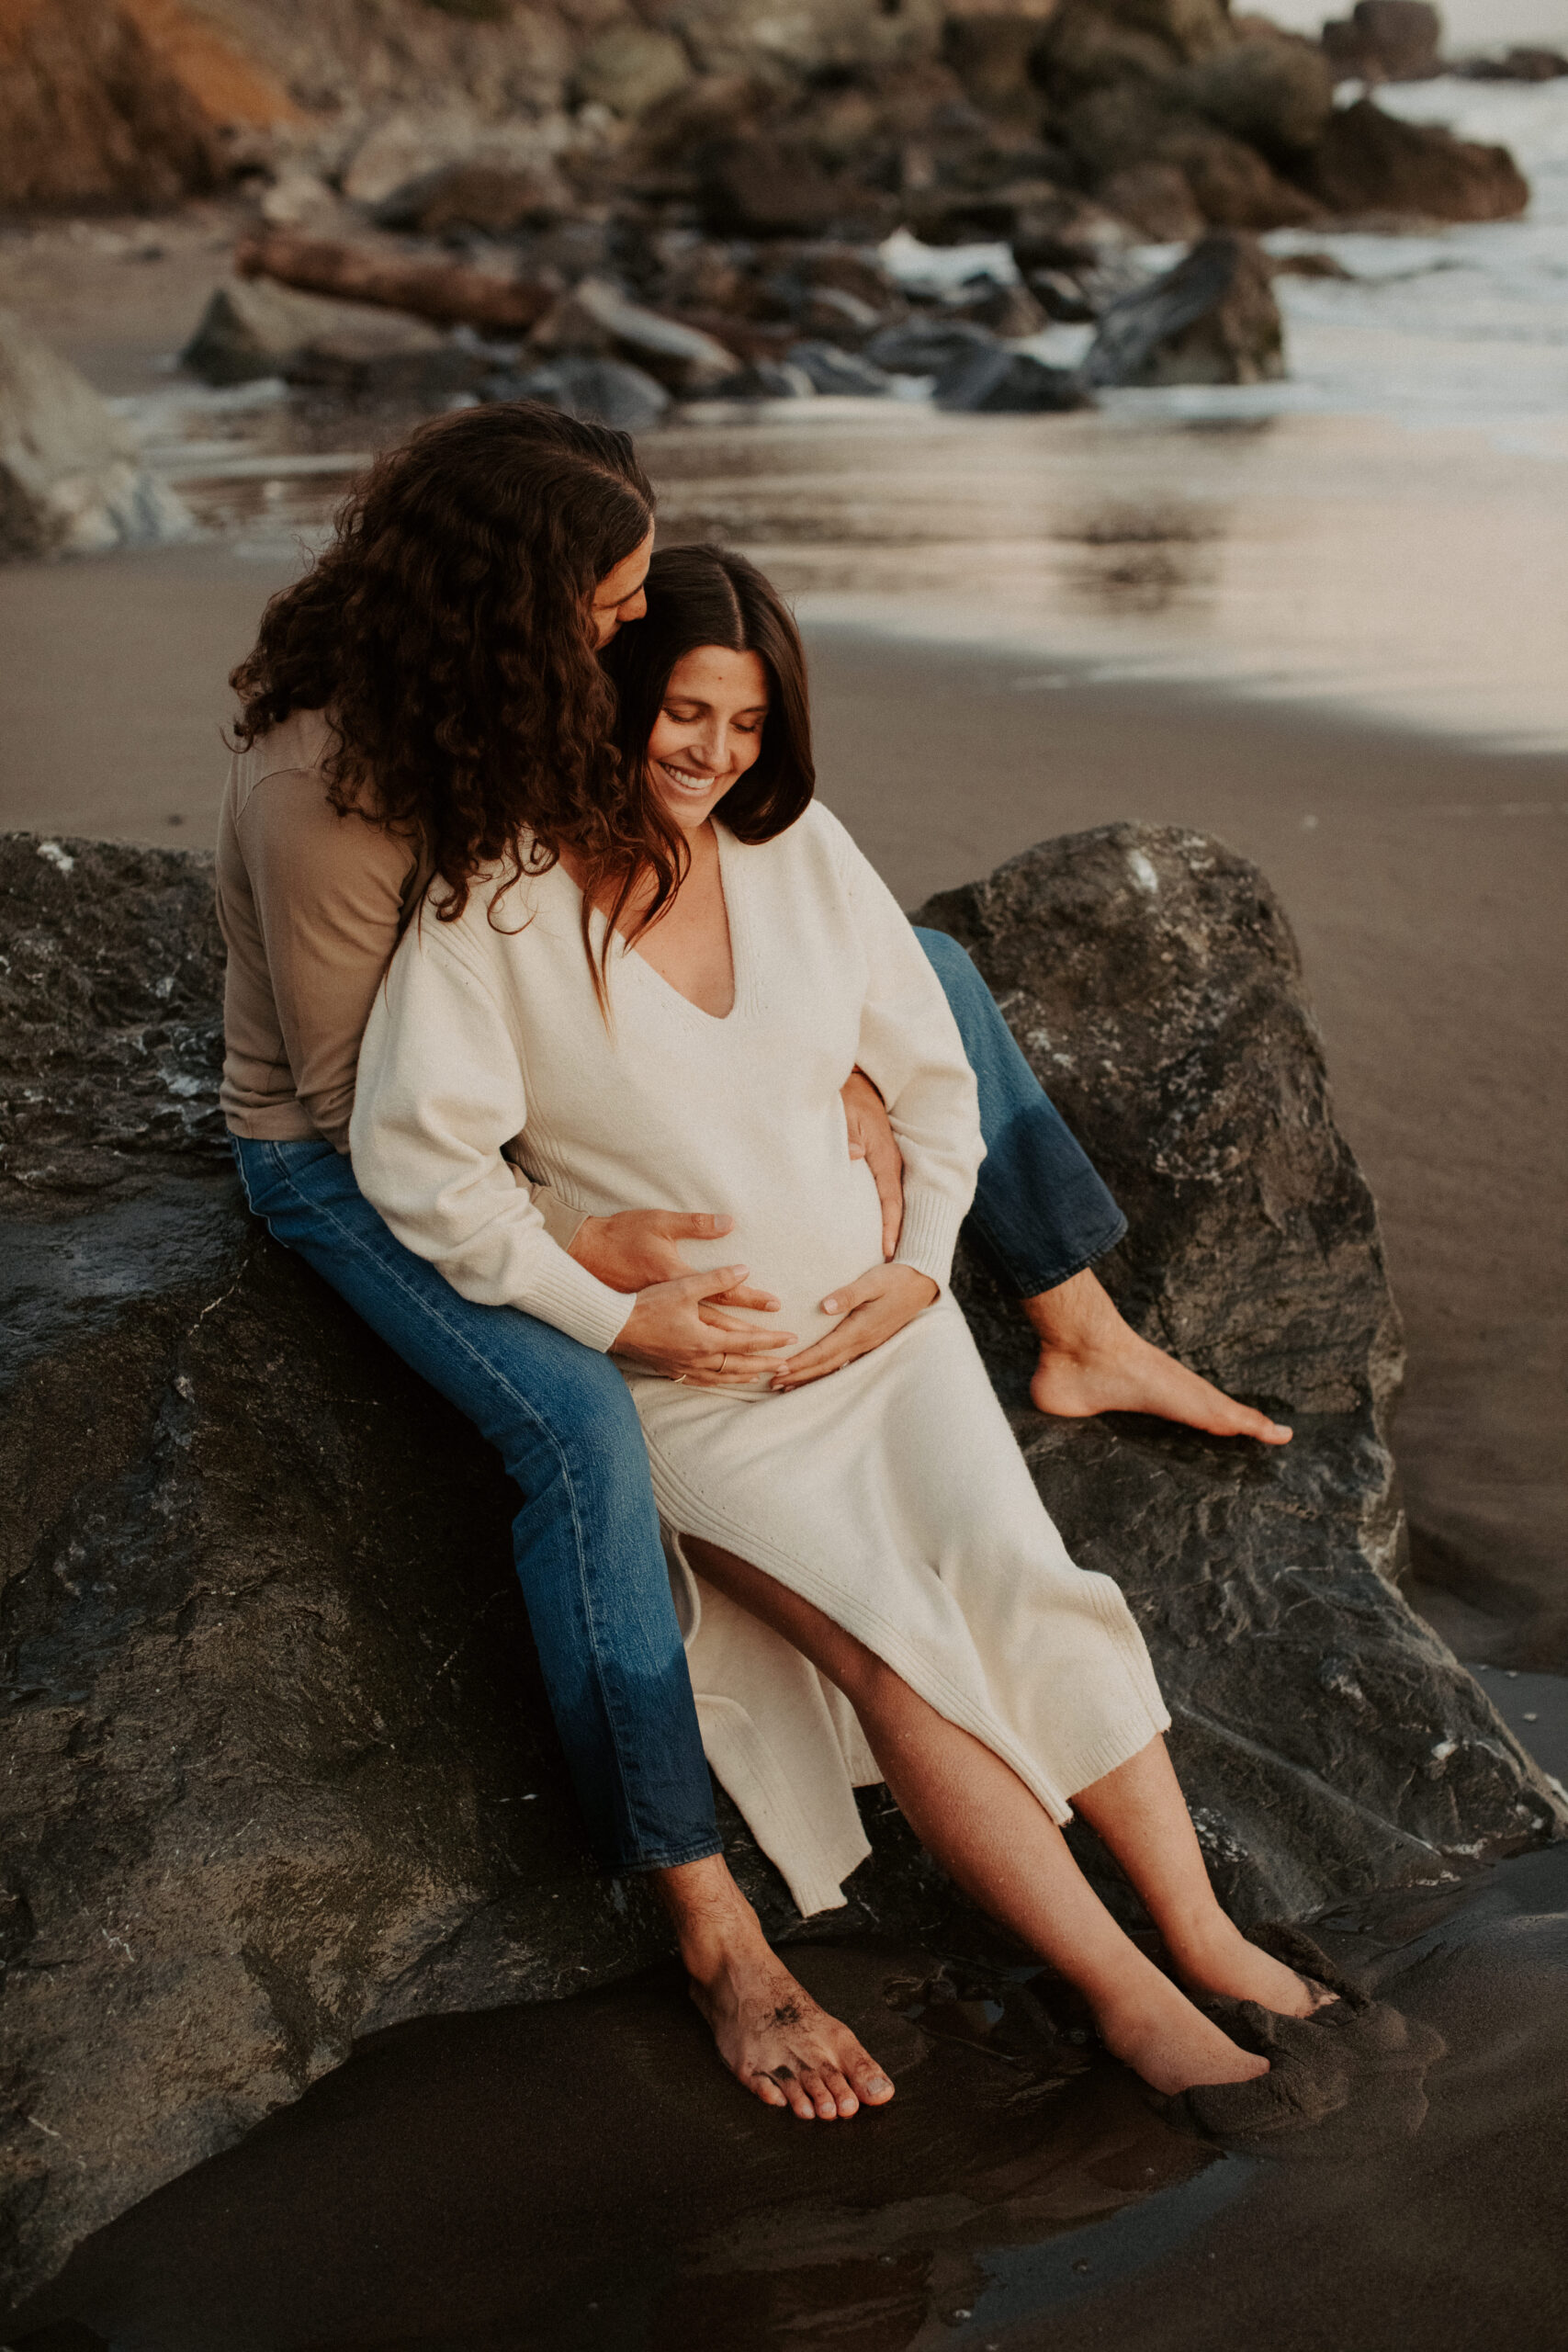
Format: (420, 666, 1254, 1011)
(1081, 231, 1285, 390)
(180, 276, 486, 397)
(1, 822, 1559, 2311)
(1324, 1, 1442, 87)
(1305, 98, 1532, 222)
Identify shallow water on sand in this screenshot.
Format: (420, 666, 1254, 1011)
(10, 1842, 1568, 2352)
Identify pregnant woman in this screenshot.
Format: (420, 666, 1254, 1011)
(352, 543, 1327, 2115)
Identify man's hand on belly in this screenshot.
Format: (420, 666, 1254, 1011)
(570, 1209, 781, 1311)
(768, 1263, 939, 1393)
(841, 1072, 904, 1261)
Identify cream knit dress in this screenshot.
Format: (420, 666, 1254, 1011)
(351, 802, 1169, 1916)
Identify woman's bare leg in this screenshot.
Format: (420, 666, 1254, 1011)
(685, 1538, 1269, 2098)
(649, 1851, 897, 2121)
(1073, 1743, 1334, 2016)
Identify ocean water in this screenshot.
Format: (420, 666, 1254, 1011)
(667, 78, 1568, 747)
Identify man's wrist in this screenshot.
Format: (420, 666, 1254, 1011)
(567, 1214, 600, 1265)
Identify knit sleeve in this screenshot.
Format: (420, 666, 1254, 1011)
(825, 809, 985, 1291)
(349, 910, 635, 1353)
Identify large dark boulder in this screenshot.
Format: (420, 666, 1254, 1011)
(1323, 2, 1442, 85)
(1305, 97, 1531, 221)
(1, 824, 1559, 2312)
(1080, 232, 1286, 389)
(915, 826, 1562, 1915)
(1060, 79, 1326, 231)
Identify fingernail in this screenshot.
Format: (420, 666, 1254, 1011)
(821, 1296, 839, 1314)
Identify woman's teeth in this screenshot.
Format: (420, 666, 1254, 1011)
(661, 762, 716, 793)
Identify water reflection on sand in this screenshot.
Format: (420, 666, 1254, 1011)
(154, 385, 1568, 752)
(642, 399, 1568, 752)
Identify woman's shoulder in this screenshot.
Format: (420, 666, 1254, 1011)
(420, 850, 559, 967)
(731, 797, 861, 873)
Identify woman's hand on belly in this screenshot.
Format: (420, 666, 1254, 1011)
(768, 1263, 939, 1393)
(570, 1207, 782, 1314)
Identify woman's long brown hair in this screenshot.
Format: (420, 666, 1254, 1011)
(229, 401, 655, 924)
(590, 542, 816, 996)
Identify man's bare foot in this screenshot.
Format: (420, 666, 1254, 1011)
(1096, 1964, 1271, 2097)
(1024, 1270, 1292, 1445)
(1164, 1914, 1338, 2019)
(655, 1855, 895, 2120)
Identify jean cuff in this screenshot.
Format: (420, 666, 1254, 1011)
(967, 1203, 1129, 1301)
(611, 1833, 726, 1876)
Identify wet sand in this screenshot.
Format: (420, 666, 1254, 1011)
(4, 540, 1562, 1663)
(8, 1841, 1568, 2352)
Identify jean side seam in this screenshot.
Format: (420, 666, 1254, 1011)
(254, 1154, 682, 1862)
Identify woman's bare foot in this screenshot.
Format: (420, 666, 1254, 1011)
(1024, 1270, 1292, 1444)
(1096, 1963, 1271, 2096)
(655, 1855, 895, 2120)
(1163, 1913, 1338, 2019)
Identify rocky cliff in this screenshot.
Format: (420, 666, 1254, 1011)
(2, 0, 1530, 233)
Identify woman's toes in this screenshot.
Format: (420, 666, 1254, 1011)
(750, 2073, 789, 2110)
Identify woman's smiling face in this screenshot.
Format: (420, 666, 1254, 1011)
(646, 646, 771, 832)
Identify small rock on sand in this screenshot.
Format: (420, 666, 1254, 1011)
(0, 309, 191, 560)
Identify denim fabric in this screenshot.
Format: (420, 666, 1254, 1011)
(231, 1134, 721, 1876)
(913, 926, 1127, 1297)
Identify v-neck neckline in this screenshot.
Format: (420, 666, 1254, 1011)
(559, 823, 746, 1026)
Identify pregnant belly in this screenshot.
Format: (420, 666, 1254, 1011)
(624, 1158, 888, 1382)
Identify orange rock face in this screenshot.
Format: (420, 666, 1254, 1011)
(0, 0, 296, 212)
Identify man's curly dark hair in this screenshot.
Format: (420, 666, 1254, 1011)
(229, 401, 655, 925)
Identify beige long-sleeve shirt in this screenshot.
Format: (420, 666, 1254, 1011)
(215, 707, 587, 1250)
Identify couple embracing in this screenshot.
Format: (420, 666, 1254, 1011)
(219, 401, 1325, 2121)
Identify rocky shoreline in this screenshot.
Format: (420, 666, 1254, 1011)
(0, 0, 1550, 550)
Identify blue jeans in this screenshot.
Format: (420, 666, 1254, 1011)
(914, 928, 1126, 1293)
(231, 933, 1122, 1873)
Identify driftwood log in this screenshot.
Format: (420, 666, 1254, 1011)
(234, 230, 557, 336)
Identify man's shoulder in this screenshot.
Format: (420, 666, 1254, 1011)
(236, 707, 337, 791)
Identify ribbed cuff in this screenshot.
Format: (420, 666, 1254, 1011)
(893, 1184, 965, 1293)
(522, 1247, 635, 1353)
(532, 1182, 591, 1255)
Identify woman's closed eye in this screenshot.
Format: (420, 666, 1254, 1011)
(663, 703, 767, 733)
